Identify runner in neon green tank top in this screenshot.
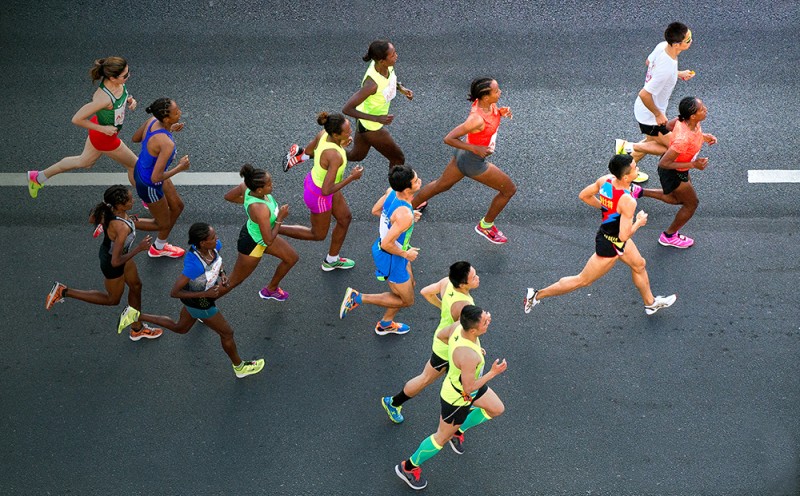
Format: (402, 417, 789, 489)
(284, 40, 413, 171)
(395, 305, 507, 490)
(28, 56, 139, 200)
(278, 113, 364, 272)
(381, 262, 480, 424)
(221, 164, 298, 303)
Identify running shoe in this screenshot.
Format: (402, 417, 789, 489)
(148, 243, 186, 258)
(382, 396, 404, 424)
(141, 200, 149, 210)
(658, 231, 694, 249)
(27, 171, 43, 199)
(45, 282, 67, 310)
(474, 224, 508, 244)
(339, 287, 360, 319)
(395, 462, 427, 491)
(375, 321, 411, 336)
(449, 431, 465, 455)
(614, 138, 634, 155)
(629, 183, 643, 199)
(524, 288, 540, 314)
(321, 257, 355, 272)
(117, 305, 141, 334)
(259, 286, 289, 301)
(233, 359, 265, 378)
(416, 200, 428, 213)
(283, 144, 306, 172)
(93, 224, 104, 238)
(645, 294, 677, 315)
(129, 324, 163, 341)
(633, 171, 649, 183)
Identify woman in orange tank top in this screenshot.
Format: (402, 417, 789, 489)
(638, 96, 717, 249)
(411, 78, 515, 245)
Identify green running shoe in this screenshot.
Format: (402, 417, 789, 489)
(117, 305, 141, 334)
(321, 257, 355, 272)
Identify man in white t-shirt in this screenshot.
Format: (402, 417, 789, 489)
(616, 22, 695, 183)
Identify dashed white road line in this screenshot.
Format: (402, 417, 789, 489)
(747, 170, 800, 183)
(0, 172, 243, 186)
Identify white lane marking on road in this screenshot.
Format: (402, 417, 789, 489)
(0, 172, 243, 186)
(748, 170, 800, 183)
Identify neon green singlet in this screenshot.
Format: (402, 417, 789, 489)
(244, 189, 278, 246)
(440, 326, 484, 406)
(96, 81, 128, 131)
(355, 60, 396, 131)
(431, 282, 474, 360)
(311, 132, 347, 188)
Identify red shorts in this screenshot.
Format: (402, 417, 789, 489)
(88, 115, 122, 152)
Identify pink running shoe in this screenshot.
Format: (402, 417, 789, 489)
(93, 224, 104, 238)
(259, 286, 289, 301)
(148, 243, 186, 258)
(630, 183, 643, 199)
(474, 224, 508, 244)
(658, 231, 694, 249)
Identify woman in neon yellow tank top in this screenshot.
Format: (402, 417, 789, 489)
(28, 57, 139, 199)
(283, 40, 413, 171)
(221, 164, 298, 302)
(280, 112, 364, 272)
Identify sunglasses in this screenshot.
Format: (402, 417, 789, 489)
(119, 71, 130, 80)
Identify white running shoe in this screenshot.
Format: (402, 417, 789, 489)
(524, 288, 540, 314)
(645, 294, 677, 315)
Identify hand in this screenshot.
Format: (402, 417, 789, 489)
(635, 210, 648, 226)
(176, 155, 191, 172)
(99, 125, 118, 136)
(402, 88, 414, 101)
(127, 96, 137, 111)
(277, 204, 290, 222)
(472, 145, 493, 158)
(693, 157, 709, 170)
(344, 136, 354, 147)
(413, 209, 422, 222)
(349, 165, 364, 180)
(655, 112, 668, 126)
(202, 284, 221, 298)
(377, 114, 395, 125)
(135, 235, 153, 253)
(220, 273, 230, 287)
(498, 106, 513, 119)
(404, 247, 419, 262)
(704, 134, 718, 145)
(678, 70, 696, 81)
(490, 358, 508, 376)
(481, 347, 486, 356)
(170, 122, 185, 133)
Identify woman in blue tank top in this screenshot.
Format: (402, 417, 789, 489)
(131, 98, 190, 259)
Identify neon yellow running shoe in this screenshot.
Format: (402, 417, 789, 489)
(233, 359, 265, 378)
(117, 305, 141, 334)
(27, 171, 43, 199)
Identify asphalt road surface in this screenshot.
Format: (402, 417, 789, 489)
(1, 1, 798, 495)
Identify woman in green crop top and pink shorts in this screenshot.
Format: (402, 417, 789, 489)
(279, 112, 363, 272)
(28, 56, 138, 199)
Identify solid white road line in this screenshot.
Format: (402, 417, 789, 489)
(0, 172, 243, 186)
(747, 170, 800, 183)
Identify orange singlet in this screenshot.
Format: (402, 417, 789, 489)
(465, 101, 501, 149)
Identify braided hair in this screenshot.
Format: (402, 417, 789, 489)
(240, 163, 270, 191)
(468, 77, 494, 101)
(188, 222, 212, 248)
(677, 96, 701, 122)
(89, 185, 130, 229)
(145, 98, 173, 122)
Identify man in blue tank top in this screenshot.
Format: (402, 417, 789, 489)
(339, 165, 421, 335)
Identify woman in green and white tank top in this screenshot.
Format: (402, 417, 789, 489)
(279, 112, 364, 272)
(28, 56, 139, 200)
(342, 40, 414, 168)
(221, 164, 299, 302)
